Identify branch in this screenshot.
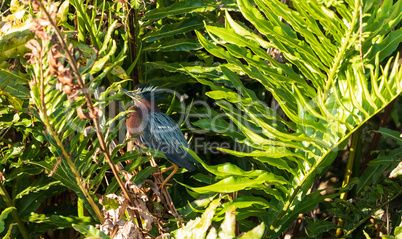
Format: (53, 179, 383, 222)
(34, 17, 104, 223)
(36, 0, 143, 230)
(0, 182, 29, 239)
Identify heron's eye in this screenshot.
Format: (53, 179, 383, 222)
(136, 95, 141, 99)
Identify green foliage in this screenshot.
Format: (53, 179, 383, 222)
(72, 224, 112, 239)
(0, 0, 401, 238)
(0, 207, 14, 233)
(0, 0, 166, 237)
(141, 0, 238, 87)
(185, 0, 402, 237)
(172, 196, 265, 239)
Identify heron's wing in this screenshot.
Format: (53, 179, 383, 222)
(141, 112, 198, 171)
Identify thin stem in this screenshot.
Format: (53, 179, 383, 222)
(336, 127, 361, 237)
(128, 6, 140, 85)
(37, 0, 143, 229)
(0, 183, 30, 239)
(37, 33, 104, 223)
(149, 158, 182, 222)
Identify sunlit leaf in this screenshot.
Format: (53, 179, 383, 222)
(143, 0, 237, 21)
(72, 224, 111, 239)
(0, 207, 14, 233)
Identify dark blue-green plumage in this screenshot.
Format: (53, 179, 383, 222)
(123, 85, 198, 171)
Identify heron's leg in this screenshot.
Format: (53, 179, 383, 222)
(158, 165, 175, 174)
(159, 164, 179, 189)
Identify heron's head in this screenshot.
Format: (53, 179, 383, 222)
(122, 84, 162, 107)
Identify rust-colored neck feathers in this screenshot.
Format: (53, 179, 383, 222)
(126, 99, 160, 138)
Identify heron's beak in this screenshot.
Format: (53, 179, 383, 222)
(122, 88, 129, 94)
(122, 88, 143, 105)
(122, 88, 136, 98)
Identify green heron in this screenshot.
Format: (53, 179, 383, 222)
(123, 84, 199, 188)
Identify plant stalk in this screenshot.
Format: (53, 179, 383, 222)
(0, 183, 30, 239)
(37, 0, 143, 230)
(36, 32, 104, 223)
(128, 5, 140, 85)
(336, 127, 361, 237)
